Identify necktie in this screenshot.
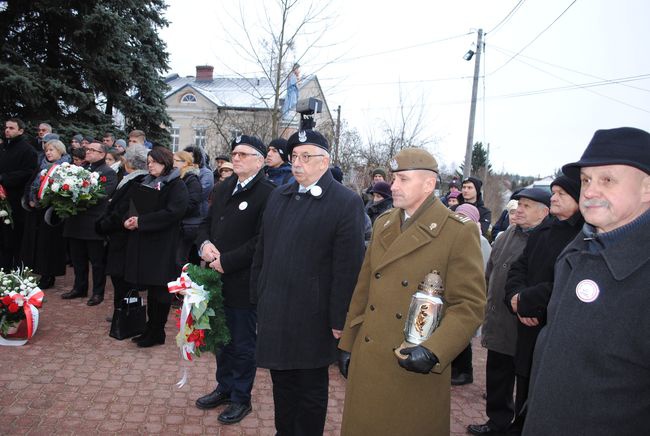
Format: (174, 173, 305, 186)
(298, 186, 308, 193)
(233, 183, 243, 196)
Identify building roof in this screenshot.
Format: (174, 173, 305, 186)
(165, 73, 317, 111)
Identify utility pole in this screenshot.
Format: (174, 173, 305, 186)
(334, 105, 341, 166)
(463, 28, 483, 179)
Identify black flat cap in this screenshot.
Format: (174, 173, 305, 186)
(513, 188, 551, 207)
(563, 127, 650, 179)
(287, 130, 329, 156)
(231, 134, 267, 157)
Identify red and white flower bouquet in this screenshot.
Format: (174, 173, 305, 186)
(0, 184, 13, 227)
(0, 267, 45, 346)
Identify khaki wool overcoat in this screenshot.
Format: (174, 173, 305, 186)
(339, 197, 486, 435)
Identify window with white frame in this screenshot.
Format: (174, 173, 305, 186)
(181, 93, 197, 103)
(194, 127, 207, 148)
(170, 127, 180, 151)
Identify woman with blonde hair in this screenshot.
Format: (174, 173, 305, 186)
(173, 151, 203, 265)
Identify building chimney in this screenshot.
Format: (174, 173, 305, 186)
(196, 65, 214, 81)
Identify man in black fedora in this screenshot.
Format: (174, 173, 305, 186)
(523, 127, 650, 436)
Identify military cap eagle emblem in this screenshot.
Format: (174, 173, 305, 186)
(235, 135, 242, 144)
(390, 158, 399, 171)
(298, 130, 307, 142)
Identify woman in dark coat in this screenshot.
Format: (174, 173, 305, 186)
(173, 150, 202, 265)
(123, 146, 189, 347)
(20, 139, 71, 289)
(95, 144, 149, 322)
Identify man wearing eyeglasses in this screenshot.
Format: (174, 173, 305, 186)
(250, 129, 366, 436)
(194, 135, 275, 425)
(62, 140, 117, 306)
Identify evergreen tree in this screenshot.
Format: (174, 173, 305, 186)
(0, 0, 171, 145)
(458, 141, 492, 176)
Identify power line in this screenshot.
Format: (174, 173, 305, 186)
(488, 0, 578, 76)
(486, 0, 527, 36)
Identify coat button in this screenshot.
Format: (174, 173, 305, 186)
(503, 263, 508, 268)
(295, 195, 301, 200)
(401, 280, 408, 287)
(375, 272, 381, 279)
(219, 216, 224, 221)
(396, 313, 403, 319)
(370, 305, 375, 311)
(364, 336, 370, 342)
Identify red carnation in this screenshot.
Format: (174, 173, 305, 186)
(1, 295, 11, 305)
(49, 179, 54, 185)
(8, 303, 19, 313)
(82, 180, 90, 187)
(0, 184, 6, 199)
(62, 184, 70, 191)
(100, 176, 107, 183)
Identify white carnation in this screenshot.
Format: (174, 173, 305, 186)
(0, 210, 7, 217)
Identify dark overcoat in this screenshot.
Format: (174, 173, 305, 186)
(338, 198, 486, 435)
(505, 212, 583, 376)
(196, 170, 274, 308)
(524, 214, 650, 436)
(250, 169, 366, 369)
(123, 176, 188, 287)
(95, 172, 148, 277)
(63, 160, 117, 240)
(0, 134, 37, 223)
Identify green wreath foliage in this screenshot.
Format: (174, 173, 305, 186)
(185, 264, 230, 355)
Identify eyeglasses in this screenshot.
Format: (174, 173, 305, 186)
(173, 158, 185, 163)
(290, 153, 325, 163)
(84, 148, 103, 154)
(231, 151, 258, 159)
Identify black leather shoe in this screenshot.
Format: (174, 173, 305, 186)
(218, 402, 252, 424)
(131, 332, 148, 343)
(451, 372, 474, 386)
(87, 295, 104, 306)
(467, 423, 503, 435)
(38, 276, 55, 289)
(61, 290, 87, 299)
(195, 389, 231, 409)
(136, 334, 165, 347)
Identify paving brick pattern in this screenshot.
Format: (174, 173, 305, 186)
(0, 268, 488, 435)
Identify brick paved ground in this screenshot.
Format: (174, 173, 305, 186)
(0, 268, 488, 435)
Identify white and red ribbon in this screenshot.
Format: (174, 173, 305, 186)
(0, 287, 44, 347)
(37, 163, 59, 200)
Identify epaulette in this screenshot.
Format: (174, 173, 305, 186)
(449, 213, 473, 225)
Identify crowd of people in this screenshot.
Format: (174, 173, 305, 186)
(1, 118, 649, 435)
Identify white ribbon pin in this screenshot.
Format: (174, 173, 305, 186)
(239, 201, 248, 210)
(575, 279, 600, 303)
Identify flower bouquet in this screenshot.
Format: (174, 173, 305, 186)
(37, 162, 107, 219)
(168, 264, 229, 387)
(0, 267, 45, 346)
(0, 184, 13, 227)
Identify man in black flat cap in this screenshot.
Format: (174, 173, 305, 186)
(250, 129, 366, 436)
(523, 127, 650, 436)
(194, 134, 275, 425)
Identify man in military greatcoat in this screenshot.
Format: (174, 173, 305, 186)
(338, 148, 486, 435)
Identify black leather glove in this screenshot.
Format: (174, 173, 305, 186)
(397, 345, 438, 374)
(338, 350, 351, 379)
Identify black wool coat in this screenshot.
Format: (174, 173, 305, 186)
(0, 134, 37, 224)
(123, 176, 189, 287)
(63, 160, 118, 240)
(196, 170, 274, 308)
(250, 169, 366, 370)
(95, 172, 147, 277)
(505, 212, 584, 376)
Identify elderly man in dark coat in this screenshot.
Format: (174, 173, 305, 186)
(61, 140, 117, 306)
(524, 127, 650, 436)
(503, 183, 582, 434)
(194, 135, 274, 425)
(467, 190, 550, 436)
(250, 129, 366, 436)
(0, 118, 38, 270)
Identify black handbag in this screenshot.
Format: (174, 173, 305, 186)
(109, 291, 146, 340)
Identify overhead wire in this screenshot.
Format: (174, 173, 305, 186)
(488, 0, 578, 76)
(486, 0, 527, 36)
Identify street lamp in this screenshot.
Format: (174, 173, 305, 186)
(463, 50, 475, 61)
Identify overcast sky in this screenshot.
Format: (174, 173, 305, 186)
(160, 0, 650, 177)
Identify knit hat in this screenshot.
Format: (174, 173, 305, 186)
(219, 162, 234, 173)
(72, 134, 83, 143)
(448, 191, 460, 199)
(456, 203, 480, 223)
(330, 166, 343, 183)
(462, 176, 483, 193)
(551, 174, 580, 204)
(115, 139, 126, 148)
(505, 199, 519, 212)
(268, 138, 289, 163)
(231, 134, 267, 158)
(369, 181, 392, 199)
(562, 127, 650, 179)
(371, 168, 387, 179)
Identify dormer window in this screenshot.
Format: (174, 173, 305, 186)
(181, 93, 197, 103)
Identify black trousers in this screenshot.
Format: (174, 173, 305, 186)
(508, 374, 530, 435)
(485, 350, 516, 431)
(452, 343, 473, 375)
(144, 285, 171, 339)
(270, 366, 329, 436)
(215, 306, 257, 404)
(68, 238, 106, 296)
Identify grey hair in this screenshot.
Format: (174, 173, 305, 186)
(124, 144, 149, 170)
(44, 139, 67, 156)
